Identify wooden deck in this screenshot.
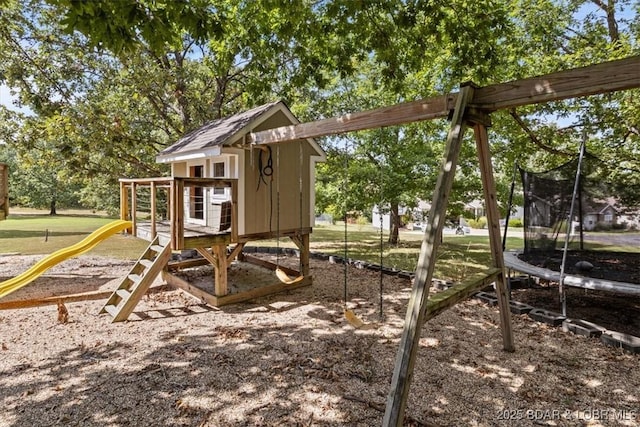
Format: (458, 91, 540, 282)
(120, 176, 313, 307)
(120, 177, 238, 250)
(135, 221, 231, 248)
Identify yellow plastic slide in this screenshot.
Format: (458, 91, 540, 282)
(0, 219, 132, 299)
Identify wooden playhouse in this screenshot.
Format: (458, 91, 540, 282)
(103, 101, 326, 321)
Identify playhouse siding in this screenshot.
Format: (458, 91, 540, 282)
(157, 101, 323, 241)
(236, 140, 312, 237)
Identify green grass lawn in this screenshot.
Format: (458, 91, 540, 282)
(308, 223, 526, 281)
(0, 212, 149, 259)
(0, 211, 527, 281)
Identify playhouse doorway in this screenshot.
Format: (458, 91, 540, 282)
(189, 165, 205, 222)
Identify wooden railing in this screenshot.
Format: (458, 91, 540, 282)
(119, 177, 238, 249)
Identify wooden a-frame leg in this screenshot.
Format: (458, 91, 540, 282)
(383, 84, 475, 427)
(473, 122, 515, 352)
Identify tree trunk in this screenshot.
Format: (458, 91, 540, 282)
(49, 199, 57, 215)
(388, 203, 400, 244)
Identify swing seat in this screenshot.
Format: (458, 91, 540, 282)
(275, 267, 305, 285)
(344, 309, 365, 328)
(344, 308, 376, 330)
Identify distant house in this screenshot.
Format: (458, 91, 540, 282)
(581, 202, 619, 231)
(464, 200, 485, 220)
(372, 205, 411, 231)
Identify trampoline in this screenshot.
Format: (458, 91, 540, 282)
(504, 251, 640, 296)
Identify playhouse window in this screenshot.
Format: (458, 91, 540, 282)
(213, 162, 225, 177)
(213, 162, 225, 195)
(604, 213, 613, 222)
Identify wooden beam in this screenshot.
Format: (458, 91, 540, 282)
(195, 247, 218, 266)
(163, 271, 219, 306)
(150, 181, 157, 239)
(120, 182, 128, 222)
(0, 285, 172, 310)
(163, 270, 312, 307)
(473, 122, 515, 351)
(301, 234, 310, 277)
(168, 258, 210, 270)
(250, 56, 640, 144)
(131, 182, 137, 236)
(251, 94, 455, 144)
(424, 268, 500, 322)
(212, 276, 311, 306)
(226, 243, 245, 267)
(383, 84, 475, 427)
(473, 56, 640, 111)
(242, 254, 301, 278)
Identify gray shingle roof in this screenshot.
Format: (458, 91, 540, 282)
(159, 101, 281, 156)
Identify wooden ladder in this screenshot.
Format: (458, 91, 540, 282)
(100, 237, 172, 322)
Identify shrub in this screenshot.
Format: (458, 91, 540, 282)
(355, 215, 369, 226)
(466, 217, 487, 229)
(593, 221, 612, 231)
(508, 218, 523, 228)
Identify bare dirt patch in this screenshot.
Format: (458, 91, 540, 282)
(1, 254, 639, 426)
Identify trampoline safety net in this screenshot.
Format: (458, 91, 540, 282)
(519, 154, 640, 255)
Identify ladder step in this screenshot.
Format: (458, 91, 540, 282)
(128, 274, 143, 284)
(116, 289, 131, 300)
(103, 304, 119, 318)
(139, 259, 154, 269)
(150, 245, 165, 254)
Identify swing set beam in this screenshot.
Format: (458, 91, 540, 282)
(251, 56, 639, 145)
(246, 56, 640, 427)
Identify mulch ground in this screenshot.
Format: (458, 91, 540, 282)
(514, 250, 640, 336)
(519, 250, 640, 285)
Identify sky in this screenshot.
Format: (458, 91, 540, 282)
(0, 84, 31, 115)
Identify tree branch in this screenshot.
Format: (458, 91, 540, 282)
(508, 109, 571, 156)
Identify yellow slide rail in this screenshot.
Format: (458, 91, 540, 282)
(0, 220, 132, 299)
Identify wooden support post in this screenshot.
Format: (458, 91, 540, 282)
(472, 121, 515, 352)
(174, 179, 185, 249)
(211, 244, 228, 296)
(150, 181, 157, 239)
(301, 234, 310, 277)
(169, 180, 176, 249)
(290, 234, 310, 277)
(120, 182, 128, 222)
(195, 245, 228, 296)
(165, 186, 171, 221)
(383, 84, 475, 427)
(131, 182, 137, 236)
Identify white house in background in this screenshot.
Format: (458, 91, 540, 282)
(464, 200, 485, 219)
(581, 203, 619, 230)
(371, 204, 415, 230)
